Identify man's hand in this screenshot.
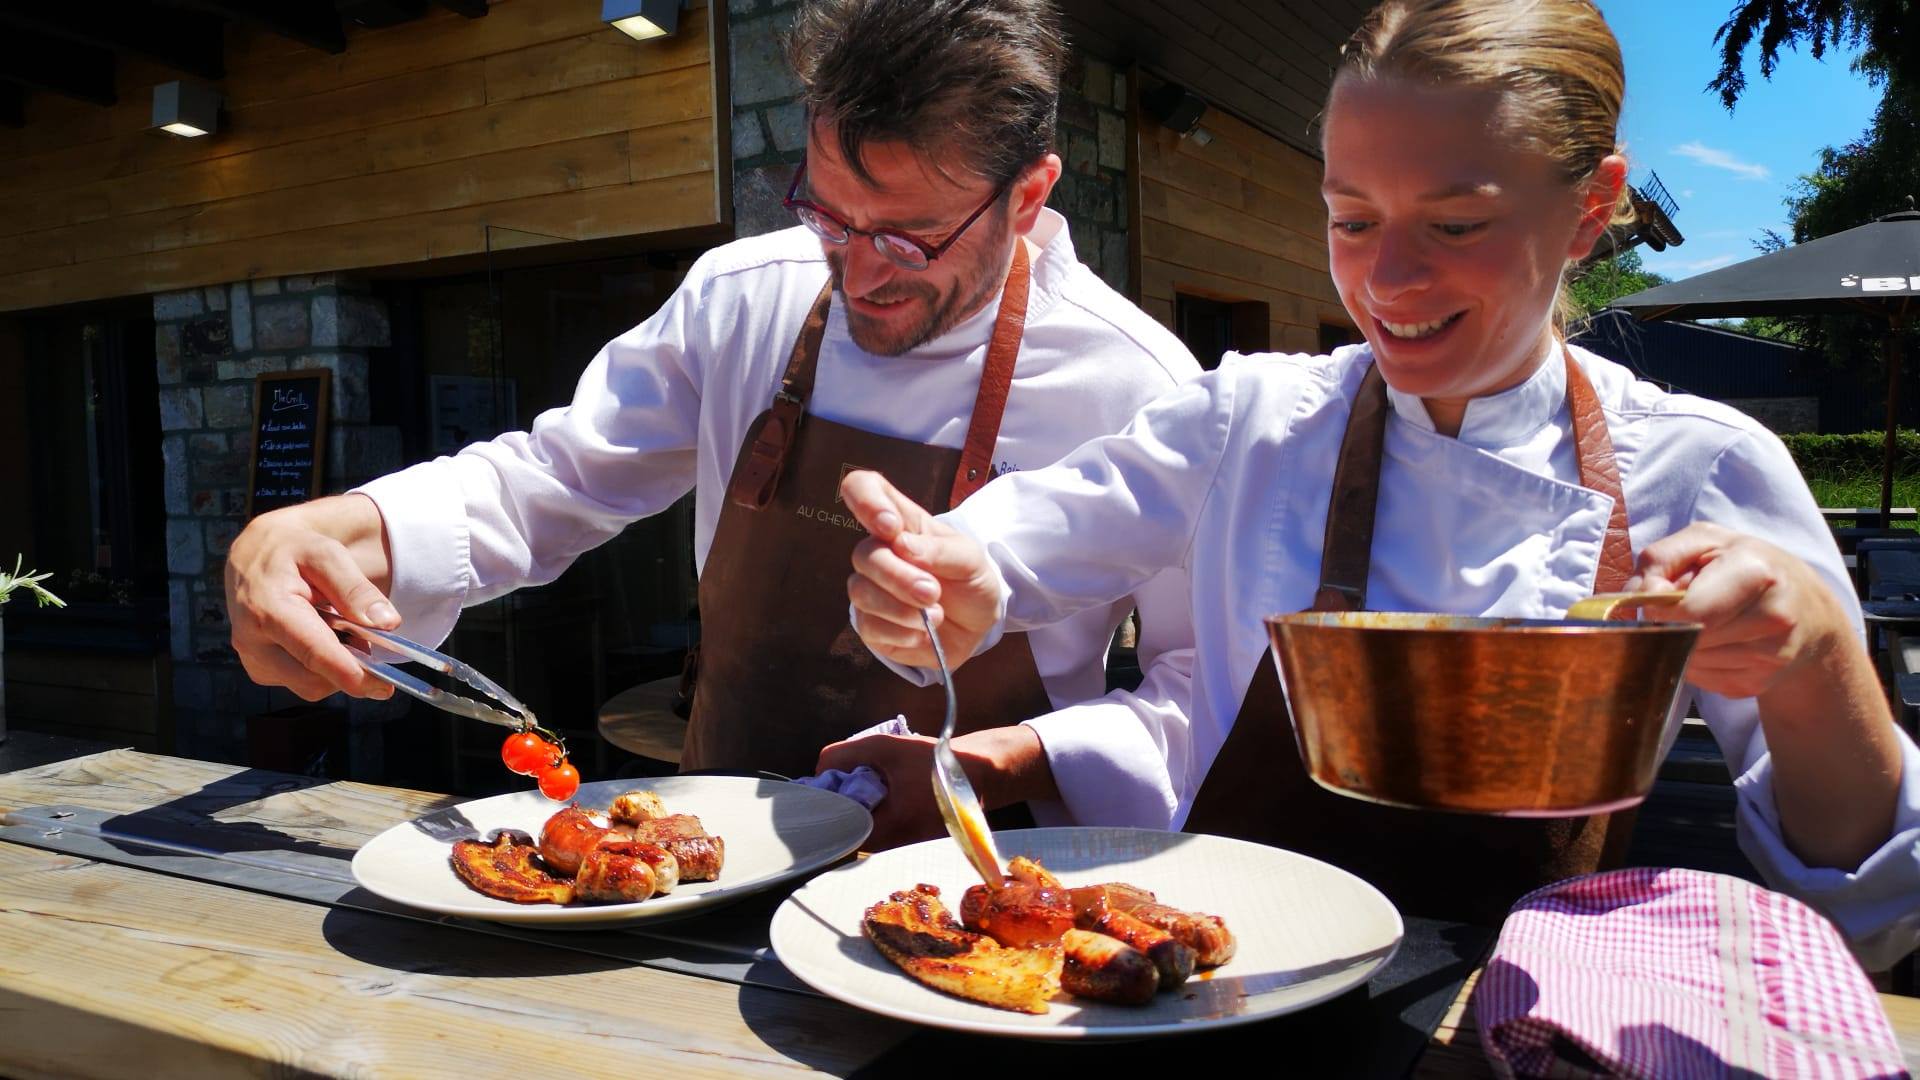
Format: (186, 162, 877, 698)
(225, 493, 399, 702)
(816, 725, 1055, 851)
(840, 469, 1002, 670)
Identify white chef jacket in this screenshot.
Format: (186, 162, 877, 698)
(356, 210, 1202, 769)
(931, 340, 1920, 968)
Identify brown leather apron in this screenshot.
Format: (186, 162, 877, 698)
(1183, 350, 1640, 925)
(681, 246, 1056, 779)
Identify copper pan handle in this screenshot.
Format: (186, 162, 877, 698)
(1565, 590, 1687, 621)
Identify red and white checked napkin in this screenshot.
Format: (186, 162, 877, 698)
(1475, 867, 1909, 1080)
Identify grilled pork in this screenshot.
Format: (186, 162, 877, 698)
(450, 830, 575, 905)
(626, 814, 725, 881)
(864, 884, 1063, 1014)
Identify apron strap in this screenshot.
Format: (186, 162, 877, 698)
(730, 281, 835, 510)
(1312, 363, 1389, 613)
(1563, 347, 1634, 593)
(949, 243, 1031, 507)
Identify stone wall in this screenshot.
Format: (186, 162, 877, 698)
(153, 274, 402, 768)
(724, 3, 1133, 294)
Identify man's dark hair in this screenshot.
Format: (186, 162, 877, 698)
(787, 0, 1066, 187)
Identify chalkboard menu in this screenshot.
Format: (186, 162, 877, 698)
(246, 369, 332, 518)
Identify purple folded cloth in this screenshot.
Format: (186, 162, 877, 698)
(791, 715, 911, 810)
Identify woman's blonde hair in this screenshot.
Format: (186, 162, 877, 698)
(1334, 0, 1634, 330)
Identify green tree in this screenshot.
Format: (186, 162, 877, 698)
(1711, 0, 1919, 110)
(1567, 247, 1667, 318)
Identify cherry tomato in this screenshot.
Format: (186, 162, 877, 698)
(537, 759, 581, 802)
(501, 732, 554, 776)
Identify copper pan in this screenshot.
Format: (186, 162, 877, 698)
(1267, 593, 1700, 817)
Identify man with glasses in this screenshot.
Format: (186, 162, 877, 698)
(223, 0, 1199, 845)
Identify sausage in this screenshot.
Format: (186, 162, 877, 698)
(960, 880, 1075, 949)
(1085, 882, 1237, 968)
(537, 805, 637, 878)
(1077, 904, 1195, 990)
(572, 841, 666, 903)
(1060, 929, 1158, 1005)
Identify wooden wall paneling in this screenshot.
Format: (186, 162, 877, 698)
(1189, 0, 1343, 118)
(0, 58, 491, 196)
(1140, 181, 1328, 272)
(482, 9, 711, 103)
(1104, 0, 1320, 149)
(218, 0, 612, 108)
(1141, 261, 1327, 332)
(0, 173, 719, 311)
(1141, 218, 1334, 303)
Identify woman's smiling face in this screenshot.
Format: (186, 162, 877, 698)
(1321, 74, 1623, 432)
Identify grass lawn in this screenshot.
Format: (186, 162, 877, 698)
(1800, 472, 1920, 526)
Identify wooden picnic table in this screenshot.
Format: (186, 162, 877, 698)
(0, 749, 1913, 1077)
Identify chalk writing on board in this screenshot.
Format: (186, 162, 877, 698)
(247, 369, 331, 518)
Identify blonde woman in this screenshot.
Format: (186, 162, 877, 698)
(829, 0, 1919, 965)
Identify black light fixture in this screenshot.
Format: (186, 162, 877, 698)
(150, 79, 220, 138)
(1142, 81, 1211, 145)
(603, 0, 681, 40)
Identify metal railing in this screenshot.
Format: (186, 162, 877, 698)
(1636, 171, 1679, 221)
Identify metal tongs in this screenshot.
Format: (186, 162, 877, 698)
(924, 609, 1003, 887)
(322, 607, 536, 731)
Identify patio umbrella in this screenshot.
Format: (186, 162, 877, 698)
(1610, 199, 1920, 519)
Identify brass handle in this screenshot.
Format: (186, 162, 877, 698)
(1565, 591, 1687, 621)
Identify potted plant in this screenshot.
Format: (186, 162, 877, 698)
(0, 557, 65, 744)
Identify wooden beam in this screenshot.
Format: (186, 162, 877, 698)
(0, 28, 115, 106)
(0, 2, 225, 81)
(0, 83, 22, 128)
(434, 0, 490, 17)
(195, 0, 346, 55)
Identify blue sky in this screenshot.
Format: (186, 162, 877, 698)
(1597, 2, 1884, 282)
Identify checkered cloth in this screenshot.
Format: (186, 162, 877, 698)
(1475, 867, 1909, 1079)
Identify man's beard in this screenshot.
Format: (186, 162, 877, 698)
(829, 246, 1007, 357)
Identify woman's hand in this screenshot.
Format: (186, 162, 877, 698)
(1634, 521, 1901, 870)
(840, 469, 1003, 671)
(1630, 522, 1851, 699)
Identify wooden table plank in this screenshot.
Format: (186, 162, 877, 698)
(0, 752, 917, 1077)
(0, 830, 911, 1077)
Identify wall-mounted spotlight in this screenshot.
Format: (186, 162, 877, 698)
(1142, 81, 1211, 146)
(151, 80, 221, 138)
(603, 0, 682, 40)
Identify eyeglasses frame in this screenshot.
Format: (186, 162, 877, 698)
(782, 155, 1016, 270)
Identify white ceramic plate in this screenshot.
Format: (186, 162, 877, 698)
(351, 776, 872, 927)
(770, 827, 1403, 1039)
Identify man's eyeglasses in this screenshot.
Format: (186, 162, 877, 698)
(783, 156, 1012, 272)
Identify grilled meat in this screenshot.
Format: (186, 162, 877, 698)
(627, 814, 725, 881)
(609, 790, 668, 824)
(450, 830, 575, 905)
(537, 805, 631, 877)
(959, 879, 1075, 949)
(1072, 892, 1195, 990)
(573, 840, 678, 903)
(1060, 929, 1159, 1005)
(864, 884, 1063, 1014)
(1079, 882, 1237, 968)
